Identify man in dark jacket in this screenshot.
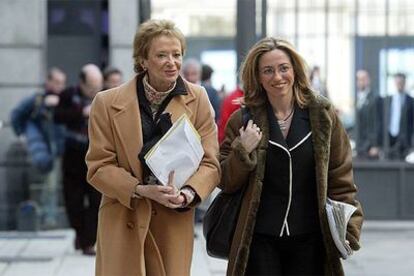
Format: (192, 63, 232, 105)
(201, 64, 221, 122)
(55, 64, 103, 255)
(383, 73, 414, 159)
(355, 70, 382, 159)
(10, 67, 67, 228)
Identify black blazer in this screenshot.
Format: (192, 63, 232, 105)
(355, 90, 382, 156)
(254, 102, 320, 237)
(382, 93, 414, 158)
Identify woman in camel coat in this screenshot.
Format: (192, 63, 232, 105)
(86, 19, 220, 276)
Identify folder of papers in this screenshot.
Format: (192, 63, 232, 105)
(144, 114, 204, 189)
(325, 198, 357, 259)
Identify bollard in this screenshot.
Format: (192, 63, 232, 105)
(16, 200, 41, 231)
(0, 140, 30, 230)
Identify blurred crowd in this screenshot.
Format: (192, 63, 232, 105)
(8, 64, 123, 255)
(353, 70, 414, 162)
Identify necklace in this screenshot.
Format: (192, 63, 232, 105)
(276, 107, 294, 131)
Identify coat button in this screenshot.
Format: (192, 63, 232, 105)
(152, 209, 157, 216)
(127, 222, 134, 229)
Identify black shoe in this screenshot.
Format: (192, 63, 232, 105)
(82, 246, 96, 256)
(74, 236, 81, 250)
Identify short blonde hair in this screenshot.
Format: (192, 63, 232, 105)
(132, 19, 186, 74)
(240, 37, 315, 108)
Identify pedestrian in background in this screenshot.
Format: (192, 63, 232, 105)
(55, 64, 103, 255)
(201, 63, 221, 122)
(10, 67, 67, 228)
(355, 69, 382, 159)
(309, 65, 329, 98)
(384, 73, 414, 159)
(86, 19, 219, 276)
(103, 66, 123, 90)
(217, 86, 244, 143)
(219, 37, 363, 276)
(182, 58, 202, 84)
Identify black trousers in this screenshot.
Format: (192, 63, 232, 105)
(246, 232, 325, 276)
(388, 134, 409, 160)
(62, 148, 101, 249)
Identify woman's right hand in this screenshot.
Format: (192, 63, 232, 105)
(239, 120, 263, 154)
(136, 172, 184, 208)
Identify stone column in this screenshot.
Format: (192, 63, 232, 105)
(236, 0, 256, 72)
(0, 0, 47, 229)
(108, 0, 139, 80)
(0, 0, 47, 158)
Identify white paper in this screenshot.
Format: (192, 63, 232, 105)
(144, 114, 204, 189)
(405, 151, 414, 163)
(325, 198, 357, 259)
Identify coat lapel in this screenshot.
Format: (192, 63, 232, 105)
(250, 104, 269, 151)
(112, 77, 143, 179)
(248, 104, 268, 182)
(365, 90, 375, 106)
(286, 104, 311, 149)
(308, 95, 331, 205)
(400, 93, 408, 135)
(164, 77, 195, 122)
(110, 75, 196, 180)
(266, 101, 289, 150)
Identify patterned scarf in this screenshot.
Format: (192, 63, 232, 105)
(142, 74, 176, 106)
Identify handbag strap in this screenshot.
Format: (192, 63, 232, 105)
(239, 106, 252, 196)
(241, 106, 251, 129)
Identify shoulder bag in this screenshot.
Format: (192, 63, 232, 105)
(202, 107, 250, 259)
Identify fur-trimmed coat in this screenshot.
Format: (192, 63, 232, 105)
(219, 94, 363, 276)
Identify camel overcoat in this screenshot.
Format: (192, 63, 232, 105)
(220, 94, 363, 276)
(86, 75, 220, 276)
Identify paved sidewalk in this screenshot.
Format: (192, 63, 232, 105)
(0, 230, 94, 276)
(194, 221, 414, 276)
(0, 221, 413, 275)
(342, 221, 414, 276)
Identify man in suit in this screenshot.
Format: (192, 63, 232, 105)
(355, 70, 382, 159)
(385, 73, 414, 159)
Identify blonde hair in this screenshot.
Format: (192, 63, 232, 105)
(240, 37, 315, 108)
(132, 19, 186, 74)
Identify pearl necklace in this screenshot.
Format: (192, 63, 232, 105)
(277, 108, 294, 131)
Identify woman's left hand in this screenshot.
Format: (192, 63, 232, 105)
(239, 120, 263, 154)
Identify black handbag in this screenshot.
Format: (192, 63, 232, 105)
(202, 107, 251, 259)
(202, 185, 247, 259)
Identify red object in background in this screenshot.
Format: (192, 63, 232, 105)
(218, 87, 244, 143)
